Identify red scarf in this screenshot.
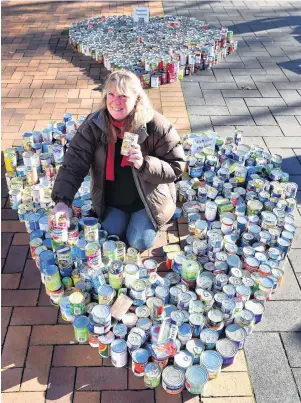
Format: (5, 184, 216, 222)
(106, 115, 132, 181)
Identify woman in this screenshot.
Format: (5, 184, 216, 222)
(51, 70, 185, 251)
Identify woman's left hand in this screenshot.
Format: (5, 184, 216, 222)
(128, 144, 144, 169)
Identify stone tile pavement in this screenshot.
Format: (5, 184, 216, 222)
(1, 0, 301, 402)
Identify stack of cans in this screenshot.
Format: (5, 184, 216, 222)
(3, 113, 299, 396)
(69, 15, 238, 87)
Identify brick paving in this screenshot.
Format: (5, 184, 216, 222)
(1, 0, 301, 402)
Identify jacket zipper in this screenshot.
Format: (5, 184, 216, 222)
(132, 166, 158, 230)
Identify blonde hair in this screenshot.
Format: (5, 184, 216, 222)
(99, 70, 154, 143)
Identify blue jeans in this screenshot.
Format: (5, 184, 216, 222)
(101, 207, 157, 252)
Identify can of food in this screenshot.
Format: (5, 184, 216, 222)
(98, 331, 115, 358)
(84, 217, 99, 242)
(131, 348, 149, 377)
(98, 284, 115, 305)
(185, 365, 209, 395)
(200, 350, 223, 379)
(126, 331, 142, 351)
(124, 263, 140, 288)
(111, 322, 127, 339)
(144, 362, 161, 388)
(225, 323, 247, 349)
(136, 305, 151, 318)
(122, 312, 138, 329)
(44, 265, 61, 291)
(103, 240, 118, 262)
(116, 241, 126, 261)
(130, 279, 147, 301)
(110, 339, 128, 367)
(69, 291, 85, 316)
(162, 365, 185, 394)
(49, 285, 65, 306)
(126, 247, 140, 264)
(178, 323, 192, 347)
(73, 315, 89, 343)
(189, 312, 205, 337)
(29, 237, 43, 259)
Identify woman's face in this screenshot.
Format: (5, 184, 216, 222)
(106, 86, 137, 121)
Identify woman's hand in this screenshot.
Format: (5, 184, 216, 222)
(48, 202, 70, 229)
(128, 143, 144, 170)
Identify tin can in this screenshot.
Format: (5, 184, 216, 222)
(112, 323, 127, 339)
(98, 331, 115, 358)
(144, 362, 161, 388)
(103, 240, 118, 262)
(162, 366, 185, 395)
(98, 284, 115, 305)
(84, 217, 99, 242)
(69, 291, 85, 316)
(111, 339, 128, 367)
(73, 315, 89, 343)
(124, 263, 140, 288)
(130, 279, 147, 301)
(86, 242, 102, 269)
(132, 348, 149, 377)
(185, 365, 209, 395)
(200, 350, 223, 379)
(126, 332, 142, 351)
(225, 323, 247, 349)
(44, 265, 62, 291)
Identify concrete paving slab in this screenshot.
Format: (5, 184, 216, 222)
(293, 369, 301, 396)
(244, 333, 301, 403)
(236, 125, 283, 136)
(289, 250, 301, 274)
(281, 332, 301, 368)
(253, 301, 301, 332)
(249, 106, 278, 125)
(271, 259, 301, 301)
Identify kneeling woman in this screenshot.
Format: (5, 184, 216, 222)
(51, 70, 185, 251)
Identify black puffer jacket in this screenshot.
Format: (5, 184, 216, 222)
(52, 110, 186, 229)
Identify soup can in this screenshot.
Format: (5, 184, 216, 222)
(200, 328, 219, 350)
(185, 365, 209, 395)
(30, 237, 43, 259)
(84, 217, 99, 242)
(216, 338, 238, 366)
(189, 313, 205, 337)
(225, 323, 247, 349)
(186, 339, 204, 364)
(69, 291, 85, 316)
(144, 362, 161, 388)
(174, 350, 193, 372)
(111, 339, 128, 367)
(116, 241, 126, 261)
(85, 242, 102, 269)
(132, 348, 149, 377)
(98, 331, 115, 358)
(103, 240, 118, 262)
(113, 323, 127, 339)
(44, 265, 62, 292)
(56, 244, 73, 269)
(162, 366, 185, 395)
(98, 284, 115, 305)
(200, 350, 223, 379)
(126, 332, 142, 351)
(73, 315, 89, 343)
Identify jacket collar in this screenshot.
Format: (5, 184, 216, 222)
(92, 110, 148, 145)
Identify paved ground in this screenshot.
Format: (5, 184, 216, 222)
(1, 0, 301, 402)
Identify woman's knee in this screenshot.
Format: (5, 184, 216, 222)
(126, 228, 157, 252)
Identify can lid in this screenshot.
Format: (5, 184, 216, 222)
(145, 362, 161, 377)
(111, 338, 127, 353)
(189, 313, 205, 326)
(245, 300, 265, 315)
(175, 351, 193, 369)
(98, 285, 114, 297)
(69, 291, 84, 305)
(225, 323, 247, 342)
(92, 304, 111, 321)
(136, 317, 152, 331)
(178, 323, 192, 337)
(207, 309, 223, 323)
(186, 365, 209, 385)
(125, 263, 139, 274)
(113, 323, 127, 337)
(84, 217, 98, 226)
(162, 365, 185, 387)
(98, 330, 115, 345)
(200, 328, 219, 344)
(236, 285, 251, 297)
(127, 332, 142, 347)
(132, 348, 149, 364)
(200, 350, 223, 371)
(136, 305, 151, 318)
(216, 338, 238, 358)
(186, 339, 204, 355)
(122, 313, 138, 327)
(171, 310, 185, 324)
(73, 315, 89, 329)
